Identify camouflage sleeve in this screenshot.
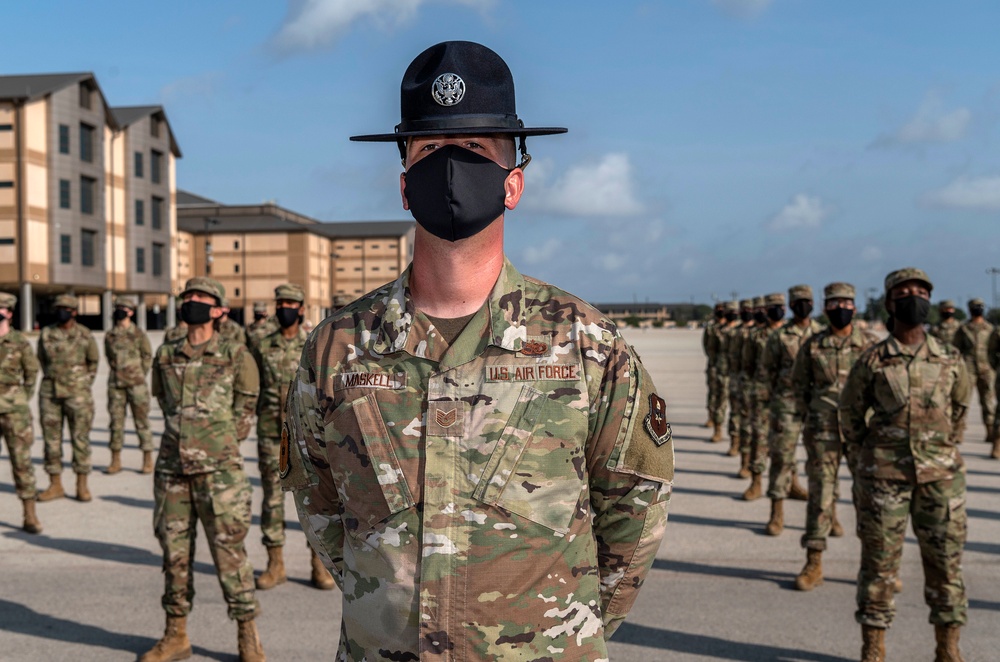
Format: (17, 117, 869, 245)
(86, 333, 99, 382)
(790, 339, 812, 414)
(988, 330, 1000, 371)
(104, 333, 114, 370)
(838, 351, 874, 465)
(151, 345, 166, 407)
(950, 353, 972, 443)
(759, 333, 779, 389)
(231, 345, 259, 442)
(36, 330, 47, 374)
(953, 327, 970, 356)
(587, 338, 672, 638)
(140, 331, 152, 375)
(21, 337, 39, 397)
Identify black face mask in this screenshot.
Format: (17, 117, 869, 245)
(766, 306, 785, 322)
(739, 310, 752, 323)
(403, 144, 510, 242)
(725, 311, 738, 322)
(254, 313, 267, 322)
(113, 309, 129, 322)
(714, 310, 725, 321)
(753, 311, 768, 324)
(826, 307, 854, 330)
(276, 307, 302, 329)
(791, 300, 813, 320)
(892, 295, 930, 327)
(56, 308, 74, 324)
(940, 311, 954, 320)
(180, 301, 214, 326)
(970, 305, 985, 317)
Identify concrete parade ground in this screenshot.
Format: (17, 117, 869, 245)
(0, 328, 998, 661)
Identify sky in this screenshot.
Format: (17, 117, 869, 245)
(9, 1, 1000, 306)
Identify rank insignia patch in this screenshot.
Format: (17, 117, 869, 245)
(644, 393, 672, 446)
(435, 408, 458, 428)
(520, 340, 549, 356)
(279, 424, 290, 479)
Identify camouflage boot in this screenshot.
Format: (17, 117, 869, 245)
(22, 499, 42, 534)
(933, 624, 964, 662)
(255, 546, 286, 590)
(741, 473, 763, 501)
(795, 549, 823, 591)
(237, 619, 266, 662)
(765, 499, 784, 535)
(703, 417, 712, 428)
(140, 615, 192, 662)
(788, 473, 808, 501)
(736, 452, 751, 478)
(991, 434, 1000, 460)
(726, 434, 740, 457)
(310, 548, 335, 590)
(830, 503, 844, 537)
(104, 450, 122, 475)
(861, 625, 885, 662)
(711, 423, 723, 443)
(37, 473, 65, 502)
(75, 473, 92, 502)
(141, 451, 155, 474)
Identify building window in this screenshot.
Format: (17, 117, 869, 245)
(134, 152, 144, 178)
(0, 181, 13, 189)
(234, 240, 239, 249)
(80, 123, 94, 163)
(152, 242, 164, 277)
(79, 83, 91, 109)
(60, 234, 71, 264)
(371, 244, 380, 249)
(80, 176, 96, 214)
(135, 199, 144, 225)
(0, 124, 12, 131)
(59, 179, 71, 209)
(372, 267, 380, 271)
(151, 149, 163, 184)
(234, 288, 240, 297)
(136, 247, 145, 273)
(81, 229, 96, 267)
(151, 196, 163, 230)
(59, 124, 70, 154)
(234, 264, 240, 274)
(150, 117, 160, 138)
(0, 238, 13, 245)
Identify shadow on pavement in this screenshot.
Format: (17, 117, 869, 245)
(651, 557, 854, 590)
(613, 622, 852, 661)
(967, 507, 1000, 522)
(667, 512, 760, 533)
(970, 598, 1000, 611)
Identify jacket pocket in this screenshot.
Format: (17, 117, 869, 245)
(873, 363, 908, 413)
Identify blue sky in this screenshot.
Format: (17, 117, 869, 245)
(11, 1, 1000, 305)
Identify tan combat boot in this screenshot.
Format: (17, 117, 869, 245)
(75, 473, 92, 502)
(703, 417, 712, 428)
(37, 473, 65, 502)
(893, 576, 903, 593)
(795, 549, 823, 591)
(104, 450, 122, 474)
(741, 473, 763, 501)
(991, 434, 1000, 460)
(726, 434, 740, 457)
(934, 624, 964, 662)
(765, 499, 784, 535)
(310, 548, 335, 590)
(22, 498, 42, 534)
(736, 451, 751, 478)
(255, 546, 286, 590)
(711, 423, 724, 443)
(140, 615, 192, 662)
(860, 625, 885, 662)
(788, 474, 808, 501)
(830, 504, 844, 537)
(142, 451, 155, 474)
(237, 619, 266, 662)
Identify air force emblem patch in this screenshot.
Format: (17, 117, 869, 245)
(644, 393, 672, 446)
(279, 424, 290, 479)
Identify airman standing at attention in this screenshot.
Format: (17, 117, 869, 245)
(163, 318, 188, 343)
(105, 296, 155, 474)
(929, 300, 961, 346)
(218, 298, 248, 345)
(729, 298, 755, 472)
(247, 301, 278, 350)
(987, 326, 1000, 458)
(37, 294, 99, 503)
(718, 301, 740, 453)
(704, 302, 729, 441)
(953, 297, 996, 446)
(741, 294, 783, 501)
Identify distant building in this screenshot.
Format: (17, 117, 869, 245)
(595, 303, 671, 326)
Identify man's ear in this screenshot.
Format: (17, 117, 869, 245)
(504, 168, 524, 211)
(400, 172, 410, 211)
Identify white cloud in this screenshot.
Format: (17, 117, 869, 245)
(710, 0, 774, 19)
(600, 253, 627, 272)
(871, 92, 972, 148)
(524, 153, 644, 217)
(681, 257, 698, 274)
(764, 194, 832, 231)
(861, 245, 882, 262)
(522, 238, 560, 266)
(922, 175, 1000, 211)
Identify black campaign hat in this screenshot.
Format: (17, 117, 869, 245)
(350, 41, 567, 143)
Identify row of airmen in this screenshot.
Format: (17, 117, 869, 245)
(701, 268, 980, 661)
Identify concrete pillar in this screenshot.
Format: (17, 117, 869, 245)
(19, 282, 32, 331)
(102, 290, 113, 331)
(137, 299, 147, 331)
(166, 295, 176, 328)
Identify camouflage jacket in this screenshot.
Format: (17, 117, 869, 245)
(248, 316, 279, 349)
(105, 323, 152, 388)
(760, 318, 823, 407)
(954, 318, 995, 371)
(152, 334, 260, 475)
(839, 335, 970, 483)
(253, 327, 307, 439)
(283, 258, 673, 661)
(218, 317, 247, 345)
(929, 317, 961, 347)
(792, 326, 879, 441)
(744, 324, 778, 393)
(164, 322, 188, 343)
(726, 322, 751, 378)
(703, 321, 727, 372)
(0, 329, 39, 413)
(988, 329, 1000, 372)
(37, 321, 99, 399)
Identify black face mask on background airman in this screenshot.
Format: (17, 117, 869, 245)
(56, 309, 74, 324)
(740, 310, 752, 323)
(766, 306, 785, 322)
(970, 305, 985, 317)
(403, 144, 510, 242)
(753, 311, 768, 324)
(826, 307, 854, 330)
(940, 311, 954, 320)
(791, 300, 813, 319)
(726, 311, 738, 322)
(276, 308, 302, 329)
(113, 309, 129, 322)
(892, 296, 930, 327)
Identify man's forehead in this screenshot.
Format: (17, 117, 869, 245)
(890, 279, 930, 294)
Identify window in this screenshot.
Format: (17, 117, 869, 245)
(80, 123, 94, 163)
(59, 179, 71, 209)
(60, 234, 71, 264)
(136, 246, 145, 273)
(152, 242, 164, 277)
(151, 149, 162, 184)
(135, 199, 144, 225)
(371, 244, 380, 249)
(0, 124, 12, 131)
(234, 240, 239, 249)
(79, 83, 91, 109)
(151, 196, 163, 230)
(134, 152, 143, 178)
(150, 117, 160, 138)
(81, 229, 96, 267)
(0, 181, 13, 188)
(372, 266, 380, 271)
(59, 125, 70, 154)
(0, 238, 13, 245)
(234, 288, 240, 297)
(234, 264, 240, 274)
(80, 176, 96, 214)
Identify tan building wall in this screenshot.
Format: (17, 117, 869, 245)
(332, 235, 408, 297)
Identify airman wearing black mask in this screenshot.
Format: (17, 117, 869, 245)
(729, 298, 757, 474)
(953, 297, 996, 446)
(929, 300, 960, 346)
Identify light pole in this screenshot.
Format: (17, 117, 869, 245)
(987, 267, 1000, 309)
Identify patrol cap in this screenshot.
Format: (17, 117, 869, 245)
(764, 293, 786, 306)
(274, 283, 305, 303)
(884, 267, 932, 295)
(180, 277, 225, 305)
(752, 296, 765, 308)
(350, 41, 567, 144)
(969, 297, 985, 307)
(724, 300, 738, 312)
(739, 299, 752, 309)
(939, 300, 956, 310)
(788, 284, 813, 302)
(54, 294, 78, 309)
(0, 292, 17, 309)
(824, 282, 856, 300)
(113, 296, 136, 310)
(253, 301, 267, 314)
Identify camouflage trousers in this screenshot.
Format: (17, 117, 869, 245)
(258, 436, 286, 548)
(153, 469, 258, 621)
(707, 368, 729, 426)
(746, 384, 770, 474)
(1, 408, 37, 500)
(727, 374, 744, 440)
(966, 365, 996, 432)
(766, 403, 803, 499)
(800, 432, 850, 551)
(108, 383, 153, 452)
(40, 393, 93, 475)
(855, 473, 968, 628)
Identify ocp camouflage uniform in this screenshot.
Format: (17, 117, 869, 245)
(219, 316, 247, 345)
(0, 325, 40, 500)
(724, 308, 750, 445)
(105, 318, 154, 453)
(152, 330, 261, 621)
(704, 315, 729, 433)
(840, 334, 970, 629)
(929, 300, 961, 347)
(953, 312, 996, 439)
(38, 318, 98, 475)
(283, 258, 673, 660)
(988, 328, 1000, 456)
(164, 321, 188, 343)
(742, 297, 774, 474)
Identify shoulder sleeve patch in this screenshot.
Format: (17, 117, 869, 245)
(280, 383, 320, 492)
(608, 358, 675, 483)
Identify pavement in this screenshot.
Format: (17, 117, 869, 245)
(0, 327, 997, 661)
